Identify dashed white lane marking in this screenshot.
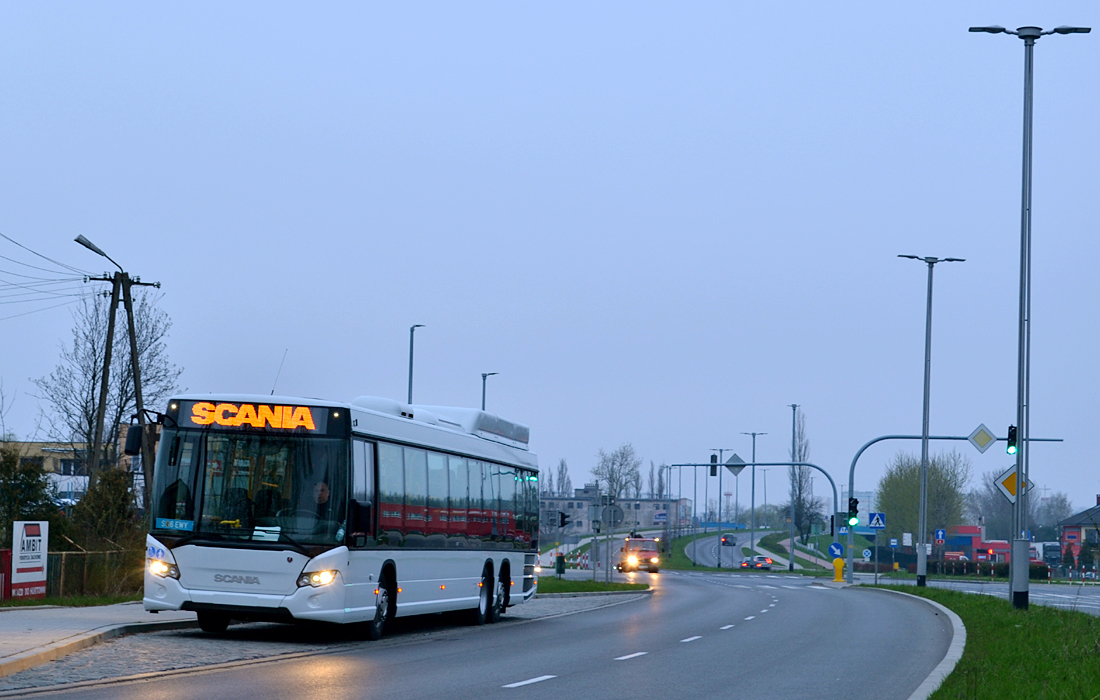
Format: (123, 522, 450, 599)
(681, 636, 702, 643)
(615, 652, 649, 661)
(782, 585, 802, 590)
(744, 615, 756, 621)
(720, 624, 735, 630)
(760, 609, 770, 613)
(769, 603, 776, 607)
(758, 584, 777, 589)
(734, 585, 751, 589)
(504, 675, 556, 688)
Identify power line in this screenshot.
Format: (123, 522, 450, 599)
(0, 231, 91, 276)
(0, 297, 85, 322)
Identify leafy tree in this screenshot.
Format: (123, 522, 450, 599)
(876, 450, 970, 542)
(1064, 545, 1076, 570)
(592, 444, 642, 499)
(1079, 545, 1095, 571)
(0, 444, 64, 546)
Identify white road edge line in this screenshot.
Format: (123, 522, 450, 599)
(503, 675, 556, 688)
(680, 636, 702, 643)
(720, 624, 734, 630)
(615, 652, 649, 661)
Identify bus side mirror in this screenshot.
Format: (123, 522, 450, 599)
(124, 425, 143, 456)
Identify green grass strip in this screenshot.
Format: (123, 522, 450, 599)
(876, 585, 1100, 698)
(536, 577, 648, 594)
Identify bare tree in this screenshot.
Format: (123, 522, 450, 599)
(556, 458, 572, 497)
(647, 462, 656, 499)
(592, 443, 642, 500)
(34, 291, 181, 502)
(540, 467, 554, 497)
(966, 468, 1026, 541)
(785, 409, 822, 542)
(657, 465, 666, 500)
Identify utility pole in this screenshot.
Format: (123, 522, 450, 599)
(742, 432, 767, 558)
(76, 236, 159, 507)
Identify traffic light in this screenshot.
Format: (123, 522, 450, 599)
(847, 497, 859, 527)
(710, 454, 718, 477)
(1006, 425, 1018, 455)
(558, 512, 570, 528)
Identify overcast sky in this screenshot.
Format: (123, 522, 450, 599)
(2, 3, 1098, 517)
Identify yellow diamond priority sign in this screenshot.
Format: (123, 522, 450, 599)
(995, 465, 1035, 504)
(968, 424, 997, 454)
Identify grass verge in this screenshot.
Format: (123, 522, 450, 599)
(0, 592, 142, 608)
(875, 585, 1100, 698)
(536, 577, 648, 594)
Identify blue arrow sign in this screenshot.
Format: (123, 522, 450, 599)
(935, 528, 946, 541)
(827, 542, 844, 558)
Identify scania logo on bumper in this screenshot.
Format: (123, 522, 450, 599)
(214, 573, 261, 585)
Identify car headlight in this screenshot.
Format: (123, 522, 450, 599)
(297, 570, 338, 588)
(627, 555, 638, 565)
(148, 558, 180, 580)
(650, 557, 659, 564)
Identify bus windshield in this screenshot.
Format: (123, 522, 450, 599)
(151, 429, 348, 547)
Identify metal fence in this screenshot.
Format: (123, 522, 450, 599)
(45, 549, 144, 598)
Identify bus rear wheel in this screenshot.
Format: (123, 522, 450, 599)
(488, 573, 507, 623)
(197, 611, 230, 634)
(469, 569, 491, 626)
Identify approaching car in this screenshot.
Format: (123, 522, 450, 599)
(740, 555, 773, 571)
(617, 537, 661, 573)
(721, 534, 735, 546)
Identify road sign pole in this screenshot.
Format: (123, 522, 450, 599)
(875, 531, 879, 585)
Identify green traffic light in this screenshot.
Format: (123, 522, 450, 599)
(1007, 444, 1017, 455)
(847, 514, 859, 527)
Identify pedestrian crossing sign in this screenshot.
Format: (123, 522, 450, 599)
(868, 513, 885, 529)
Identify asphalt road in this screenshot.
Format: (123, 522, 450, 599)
(686, 531, 752, 568)
(19, 571, 953, 700)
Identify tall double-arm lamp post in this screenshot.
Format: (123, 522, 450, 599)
(970, 22, 1089, 609)
(408, 324, 425, 404)
(481, 372, 498, 410)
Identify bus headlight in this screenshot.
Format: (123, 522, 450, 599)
(297, 570, 338, 588)
(534, 565, 542, 574)
(148, 558, 180, 579)
(627, 555, 638, 565)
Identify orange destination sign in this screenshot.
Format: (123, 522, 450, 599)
(185, 402, 321, 431)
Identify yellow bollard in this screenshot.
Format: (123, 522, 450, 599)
(833, 558, 845, 582)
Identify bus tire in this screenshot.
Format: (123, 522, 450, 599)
(488, 569, 507, 623)
(469, 567, 491, 626)
(366, 570, 394, 641)
(197, 611, 230, 634)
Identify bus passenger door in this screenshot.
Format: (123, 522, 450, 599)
(345, 439, 376, 618)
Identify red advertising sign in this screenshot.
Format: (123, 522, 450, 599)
(11, 521, 48, 599)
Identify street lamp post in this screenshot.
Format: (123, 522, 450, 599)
(74, 235, 160, 508)
(788, 404, 798, 572)
(742, 432, 767, 557)
(408, 324, 425, 404)
(481, 372, 498, 411)
(899, 255, 964, 587)
(970, 22, 1089, 609)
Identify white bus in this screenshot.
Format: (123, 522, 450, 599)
(139, 394, 539, 639)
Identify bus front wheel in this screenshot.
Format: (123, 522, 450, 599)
(365, 571, 394, 641)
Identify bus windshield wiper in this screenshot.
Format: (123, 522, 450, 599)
(278, 532, 311, 556)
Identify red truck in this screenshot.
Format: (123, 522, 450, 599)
(617, 537, 660, 573)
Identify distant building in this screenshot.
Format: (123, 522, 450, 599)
(1, 441, 89, 503)
(1057, 495, 1100, 559)
(540, 483, 691, 536)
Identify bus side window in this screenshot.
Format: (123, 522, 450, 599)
(350, 439, 374, 546)
(377, 443, 404, 547)
(448, 455, 468, 546)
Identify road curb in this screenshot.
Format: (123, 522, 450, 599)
(535, 588, 653, 598)
(867, 587, 966, 700)
(0, 618, 198, 680)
